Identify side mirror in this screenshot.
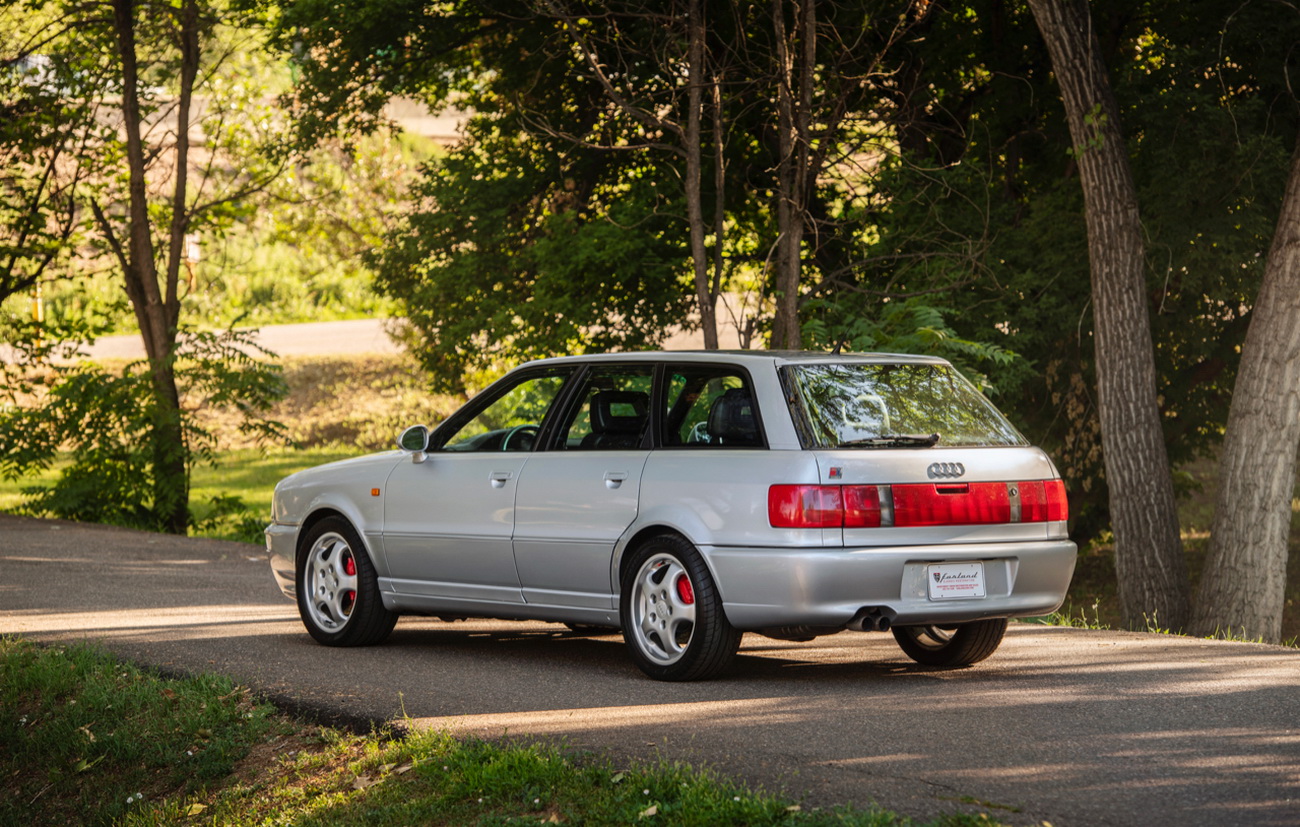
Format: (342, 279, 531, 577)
(398, 425, 431, 463)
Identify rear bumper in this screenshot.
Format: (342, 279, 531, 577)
(705, 539, 1077, 629)
(265, 522, 298, 600)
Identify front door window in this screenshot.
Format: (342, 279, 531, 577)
(439, 372, 571, 453)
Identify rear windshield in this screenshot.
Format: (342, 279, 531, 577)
(781, 363, 1027, 449)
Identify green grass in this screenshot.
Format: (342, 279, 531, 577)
(0, 447, 362, 544)
(0, 637, 289, 826)
(187, 447, 363, 542)
(1018, 598, 1109, 631)
(0, 638, 1004, 827)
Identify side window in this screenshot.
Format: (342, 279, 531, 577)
(557, 366, 654, 450)
(439, 371, 570, 453)
(662, 367, 762, 448)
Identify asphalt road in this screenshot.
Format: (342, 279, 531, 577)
(3, 513, 1297, 826)
(58, 316, 739, 362)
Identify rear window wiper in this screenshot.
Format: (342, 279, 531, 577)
(837, 433, 940, 449)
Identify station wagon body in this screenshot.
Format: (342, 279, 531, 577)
(267, 351, 1076, 680)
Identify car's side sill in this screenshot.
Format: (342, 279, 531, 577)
(382, 590, 621, 629)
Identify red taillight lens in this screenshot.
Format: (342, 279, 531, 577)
(768, 485, 843, 528)
(892, 482, 1010, 527)
(843, 485, 882, 528)
(1020, 481, 1047, 522)
(1044, 478, 1068, 522)
(1021, 479, 1069, 522)
(769, 479, 1067, 529)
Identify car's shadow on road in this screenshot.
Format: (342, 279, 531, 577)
(369, 622, 962, 698)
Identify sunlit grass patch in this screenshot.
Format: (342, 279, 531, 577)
(1019, 598, 1109, 630)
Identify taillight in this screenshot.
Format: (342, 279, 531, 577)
(892, 482, 1010, 526)
(1019, 479, 1069, 523)
(1044, 478, 1068, 522)
(843, 485, 882, 528)
(769, 479, 1067, 528)
(768, 485, 843, 528)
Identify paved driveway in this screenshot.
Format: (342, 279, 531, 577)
(2, 513, 1297, 826)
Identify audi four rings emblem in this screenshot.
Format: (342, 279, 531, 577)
(927, 462, 966, 479)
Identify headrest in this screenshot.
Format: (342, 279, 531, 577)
(590, 390, 649, 434)
(707, 387, 758, 444)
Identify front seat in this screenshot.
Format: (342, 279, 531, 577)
(580, 390, 649, 450)
(706, 387, 760, 446)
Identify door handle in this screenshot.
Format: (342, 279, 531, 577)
(490, 471, 514, 489)
(604, 471, 628, 490)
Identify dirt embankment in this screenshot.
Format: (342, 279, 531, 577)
(197, 354, 461, 451)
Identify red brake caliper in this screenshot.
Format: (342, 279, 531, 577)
(675, 574, 695, 605)
(343, 554, 357, 612)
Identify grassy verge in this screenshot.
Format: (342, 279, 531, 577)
(0, 637, 289, 825)
(187, 447, 362, 541)
(0, 447, 361, 544)
(0, 638, 1000, 827)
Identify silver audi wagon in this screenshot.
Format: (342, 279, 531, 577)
(267, 351, 1076, 681)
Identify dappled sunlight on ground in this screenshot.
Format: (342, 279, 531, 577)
(6, 512, 1300, 826)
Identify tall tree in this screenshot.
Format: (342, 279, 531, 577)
(534, 0, 732, 349)
(1027, 0, 1189, 629)
(275, 0, 920, 368)
(3, 0, 287, 533)
(767, 0, 815, 348)
(1193, 133, 1300, 643)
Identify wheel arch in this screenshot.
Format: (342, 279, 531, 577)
(296, 506, 383, 573)
(612, 518, 726, 607)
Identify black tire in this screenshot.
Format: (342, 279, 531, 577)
(892, 618, 1007, 667)
(296, 516, 397, 647)
(619, 533, 741, 681)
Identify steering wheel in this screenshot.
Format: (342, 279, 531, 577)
(501, 424, 540, 452)
(688, 420, 711, 444)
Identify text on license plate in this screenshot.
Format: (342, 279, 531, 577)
(927, 562, 986, 600)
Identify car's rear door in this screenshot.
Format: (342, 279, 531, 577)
(512, 363, 655, 608)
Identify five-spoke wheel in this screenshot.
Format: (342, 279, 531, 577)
(296, 517, 397, 646)
(620, 534, 740, 681)
(303, 531, 357, 632)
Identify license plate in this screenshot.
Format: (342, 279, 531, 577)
(927, 562, 986, 600)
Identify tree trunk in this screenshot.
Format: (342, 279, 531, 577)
(1192, 133, 1300, 643)
(769, 0, 811, 350)
(685, 0, 718, 349)
(111, 0, 196, 535)
(1028, 0, 1189, 630)
(710, 70, 728, 340)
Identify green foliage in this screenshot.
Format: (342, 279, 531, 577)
(857, 0, 1299, 540)
(183, 128, 429, 330)
(802, 297, 1021, 395)
(0, 315, 289, 532)
(0, 0, 308, 534)
(276, 0, 933, 381)
(377, 125, 693, 391)
(0, 9, 111, 303)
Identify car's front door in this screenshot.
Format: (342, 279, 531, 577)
(383, 369, 573, 603)
(512, 364, 656, 608)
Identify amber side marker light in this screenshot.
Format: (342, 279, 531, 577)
(371, 488, 381, 497)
